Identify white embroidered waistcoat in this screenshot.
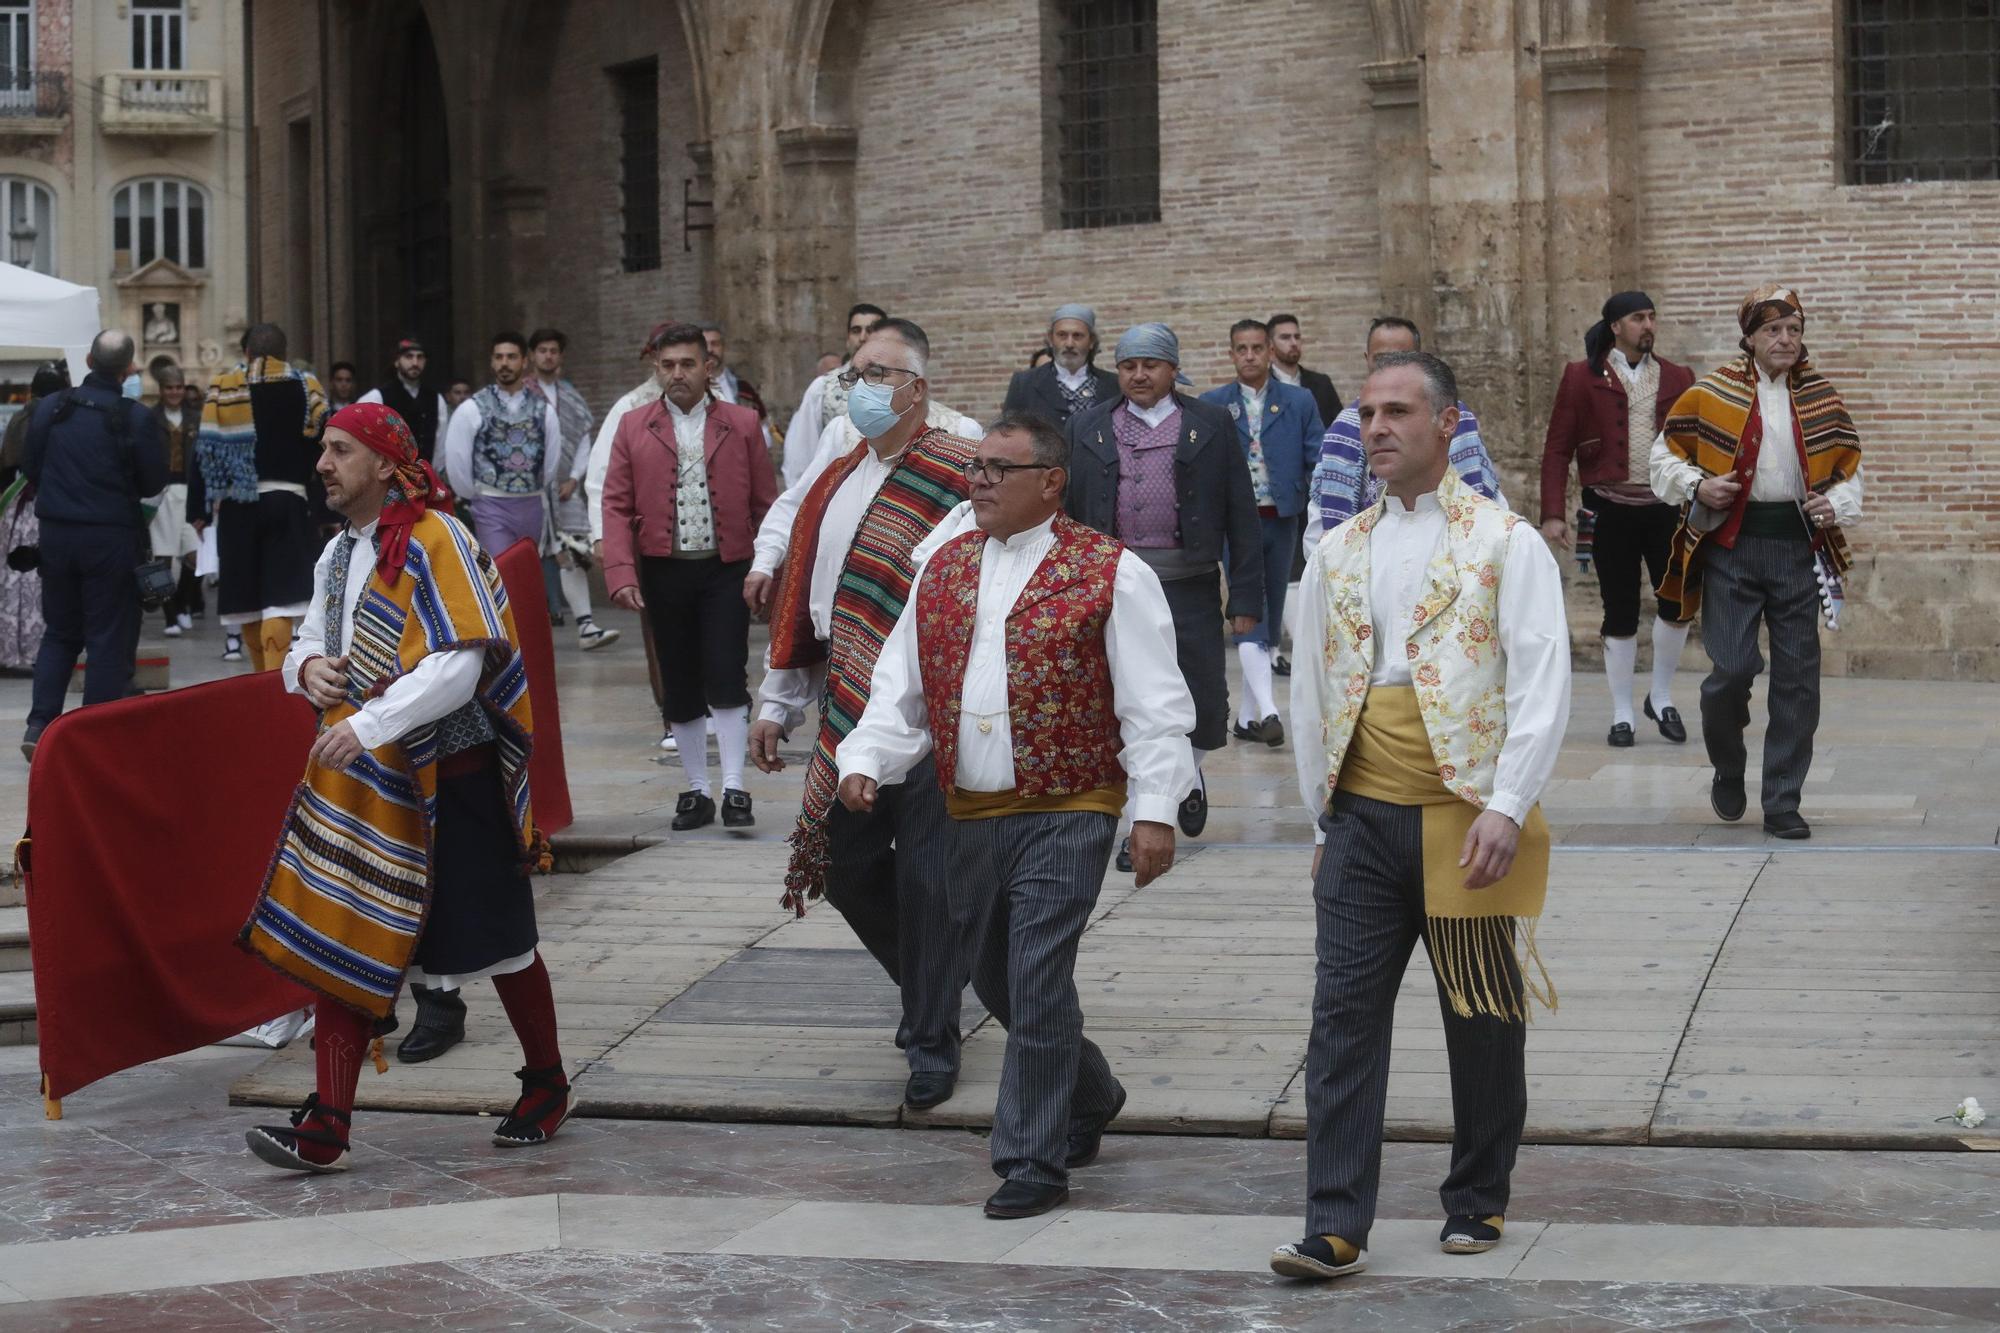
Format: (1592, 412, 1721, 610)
(1317, 467, 1519, 808)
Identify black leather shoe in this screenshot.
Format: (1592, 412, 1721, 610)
(1763, 810, 1811, 840)
(1115, 837, 1134, 873)
(397, 985, 466, 1063)
(1607, 722, 1635, 748)
(720, 788, 754, 828)
(904, 1069, 957, 1110)
(1644, 695, 1687, 743)
(1711, 775, 1747, 823)
(1065, 1084, 1128, 1169)
(1178, 787, 1208, 838)
(1232, 721, 1263, 743)
(671, 790, 716, 831)
(1272, 654, 1291, 677)
(984, 1179, 1069, 1219)
(1260, 714, 1284, 748)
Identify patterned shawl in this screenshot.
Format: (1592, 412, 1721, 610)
(539, 378, 595, 534)
(774, 428, 975, 914)
(194, 358, 329, 505)
(1654, 355, 1859, 623)
(238, 510, 536, 1018)
(1315, 400, 1504, 532)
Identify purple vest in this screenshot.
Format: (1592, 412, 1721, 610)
(1111, 402, 1182, 548)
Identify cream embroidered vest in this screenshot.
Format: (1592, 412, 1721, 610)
(1317, 468, 1519, 809)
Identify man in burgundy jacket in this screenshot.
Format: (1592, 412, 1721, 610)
(603, 322, 778, 829)
(1539, 291, 1697, 748)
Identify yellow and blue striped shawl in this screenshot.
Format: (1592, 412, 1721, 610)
(238, 510, 537, 1018)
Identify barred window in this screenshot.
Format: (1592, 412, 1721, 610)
(611, 59, 660, 273)
(1845, 1, 2000, 183)
(1049, 0, 1160, 229)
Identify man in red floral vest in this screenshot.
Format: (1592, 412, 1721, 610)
(837, 413, 1196, 1221)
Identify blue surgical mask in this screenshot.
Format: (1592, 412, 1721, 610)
(122, 372, 142, 399)
(846, 379, 908, 438)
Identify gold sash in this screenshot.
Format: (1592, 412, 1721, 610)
(1336, 686, 1556, 1021)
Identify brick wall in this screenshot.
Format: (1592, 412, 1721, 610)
(849, 0, 1382, 424)
(536, 6, 706, 417)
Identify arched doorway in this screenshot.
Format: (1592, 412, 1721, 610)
(356, 5, 453, 383)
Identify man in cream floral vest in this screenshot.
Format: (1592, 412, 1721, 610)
(1273, 351, 1571, 1282)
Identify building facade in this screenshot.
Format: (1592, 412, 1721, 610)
(249, 0, 2000, 678)
(0, 0, 249, 391)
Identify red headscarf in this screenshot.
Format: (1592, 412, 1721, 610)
(324, 402, 453, 583)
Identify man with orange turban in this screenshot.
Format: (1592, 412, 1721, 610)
(237, 402, 574, 1172)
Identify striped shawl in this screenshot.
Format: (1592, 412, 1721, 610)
(776, 428, 975, 914)
(238, 510, 537, 1018)
(1655, 356, 1859, 622)
(195, 357, 329, 504)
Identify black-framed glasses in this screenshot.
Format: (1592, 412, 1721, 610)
(835, 364, 919, 389)
(964, 458, 1055, 484)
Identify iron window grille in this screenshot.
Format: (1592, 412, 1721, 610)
(613, 59, 661, 273)
(1051, 0, 1161, 229)
(1845, 0, 2000, 183)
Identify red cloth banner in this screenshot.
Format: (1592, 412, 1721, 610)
(27, 537, 570, 1101)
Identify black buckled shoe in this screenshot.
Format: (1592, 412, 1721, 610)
(671, 790, 716, 831)
(1441, 1215, 1504, 1254)
(1763, 810, 1812, 840)
(245, 1093, 351, 1174)
(1260, 715, 1284, 748)
(721, 788, 754, 829)
(1178, 787, 1208, 838)
(397, 985, 466, 1063)
(1065, 1084, 1127, 1169)
(1711, 775, 1747, 823)
(904, 1069, 957, 1110)
(1607, 722, 1635, 748)
(1115, 837, 1134, 873)
(1644, 695, 1687, 743)
(493, 1063, 576, 1147)
(984, 1179, 1069, 1219)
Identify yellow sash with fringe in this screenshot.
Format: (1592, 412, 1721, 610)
(1338, 685, 1555, 1021)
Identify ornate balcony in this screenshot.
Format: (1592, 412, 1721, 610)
(98, 70, 223, 136)
(0, 71, 70, 136)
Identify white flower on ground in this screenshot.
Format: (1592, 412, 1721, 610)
(1952, 1097, 1987, 1130)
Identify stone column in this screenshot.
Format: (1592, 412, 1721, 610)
(774, 125, 858, 418)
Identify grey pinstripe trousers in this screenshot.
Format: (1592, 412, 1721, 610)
(1304, 792, 1526, 1246)
(822, 757, 971, 1074)
(946, 809, 1125, 1187)
(1697, 533, 1821, 816)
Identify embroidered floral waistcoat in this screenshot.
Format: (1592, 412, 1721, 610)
(913, 515, 1126, 797)
(470, 385, 547, 495)
(1317, 468, 1518, 809)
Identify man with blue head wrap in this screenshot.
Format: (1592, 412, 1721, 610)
(1002, 303, 1120, 429)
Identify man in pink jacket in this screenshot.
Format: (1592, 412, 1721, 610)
(602, 322, 778, 830)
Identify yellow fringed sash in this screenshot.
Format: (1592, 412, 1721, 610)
(1337, 686, 1556, 1021)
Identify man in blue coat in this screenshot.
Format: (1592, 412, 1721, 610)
(1200, 319, 1323, 747)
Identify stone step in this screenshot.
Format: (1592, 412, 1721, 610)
(0, 971, 35, 1046)
(0, 907, 25, 971)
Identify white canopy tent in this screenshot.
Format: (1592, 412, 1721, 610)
(0, 262, 101, 385)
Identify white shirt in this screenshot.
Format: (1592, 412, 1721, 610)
(786, 369, 836, 489)
(1054, 361, 1090, 393)
(838, 511, 1198, 826)
(1291, 492, 1571, 835)
(440, 385, 563, 500)
(1271, 362, 1301, 386)
(587, 378, 665, 542)
(281, 517, 485, 753)
(753, 433, 909, 725)
(1647, 366, 1863, 525)
(1609, 348, 1652, 388)
(357, 383, 453, 446)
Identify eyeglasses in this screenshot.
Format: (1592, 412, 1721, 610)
(835, 364, 919, 389)
(964, 458, 1055, 484)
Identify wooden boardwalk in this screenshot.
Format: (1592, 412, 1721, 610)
(231, 841, 1999, 1150)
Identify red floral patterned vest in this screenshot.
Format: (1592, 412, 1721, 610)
(913, 514, 1126, 798)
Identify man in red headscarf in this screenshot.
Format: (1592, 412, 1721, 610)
(237, 402, 574, 1173)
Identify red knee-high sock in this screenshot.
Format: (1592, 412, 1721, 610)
(492, 952, 564, 1073)
(306, 1002, 370, 1163)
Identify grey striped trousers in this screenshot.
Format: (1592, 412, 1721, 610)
(1697, 533, 1821, 816)
(1304, 792, 1526, 1246)
(822, 757, 970, 1074)
(944, 809, 1124, 1187)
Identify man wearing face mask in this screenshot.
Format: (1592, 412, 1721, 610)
(745, 318, 979, 1111)
(1001, 304, 1119, 429)
(1063, 322, 1263, 871)
(1651, 285, 1861, 840)
(602, 323, 777, 830)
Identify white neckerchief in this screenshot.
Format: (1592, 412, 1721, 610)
(1126, 396, 1177, 429)
(1055, 362, 1090, 392)
(1610, 348, 1652, 388)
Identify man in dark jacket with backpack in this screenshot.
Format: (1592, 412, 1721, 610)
(19, 330, 167, 759)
